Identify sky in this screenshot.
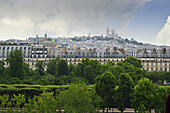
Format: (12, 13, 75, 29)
(0, 0, 170, 45)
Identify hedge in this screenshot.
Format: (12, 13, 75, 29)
(0, 84, 69, 98)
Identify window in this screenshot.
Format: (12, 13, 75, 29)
(147, 68, 149, 71)
(160, 68, 162, 71)
(147, 62, 149, 66)
(156, 68, 158, 71)
(160, 63, 162, 66)
(151, 62, 153, 66)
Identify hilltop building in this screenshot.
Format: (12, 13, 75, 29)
(0, 31, 170, 71)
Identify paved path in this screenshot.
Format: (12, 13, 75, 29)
(99, 108, 155, 113)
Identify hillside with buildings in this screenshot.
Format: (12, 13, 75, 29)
(0, 27, 170, 72)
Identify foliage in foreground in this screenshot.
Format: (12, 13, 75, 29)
(0, 83, 101, 113)
(0, 81, 170, 113)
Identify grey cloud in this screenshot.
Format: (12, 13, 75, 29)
(0, 0, 151, 39)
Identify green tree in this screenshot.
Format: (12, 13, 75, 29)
(114, 73, 134, 113)
(153, 87, 167, 113)
(146, 71, 160, 82)
(131, 78, 156, 113)
(95, 71, 117, 112)
(100, 64, 107, 75)
(74, 63, 83, 77)
(73, 59, 101, 83)
(105, 61, 115, 70)
(110, 65, 125, 83)
(58, 59, 69, 76)
(0, 61, 5, 75)
(35, 60, 45, 76)
(6, 49, 25, 79)
(118, 62, 143, 83)
(68, 63, 76, 74)
(122, 56, 142, 68)
(32, 91, 58, 113)
(74, 58, 90, 77)
(56, 75, 87, 85)
(159, 71, 168, 84)
(46, 57, 60, 76)
(58, 83, 101, 113)
(23, 62, 30, 76)
(38, 74, 56, 85)
(89, 60, 101, 76)
(84, 65, 96, 84)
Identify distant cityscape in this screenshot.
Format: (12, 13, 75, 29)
(0, 27, 170, 72)
(0, 27, 168, 49)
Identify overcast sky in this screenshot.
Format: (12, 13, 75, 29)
(0, 0, 170, 45)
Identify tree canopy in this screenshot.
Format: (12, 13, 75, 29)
(6, 49, 25, 79)
(95, 71, 117, 112)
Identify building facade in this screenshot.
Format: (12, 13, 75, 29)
(1, 45, 170, 72)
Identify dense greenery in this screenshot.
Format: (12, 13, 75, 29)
(0, 50, 170, 112)
(0, 50, 170, 85)
(0, 83, 169, 113)
(0, 83, 101, 113)
(95, 71, 116, 112)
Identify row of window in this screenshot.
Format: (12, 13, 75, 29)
(142, 59, 170, 62)
(64, 58, 124, 62)
(144, 67, 168, 72)
(143, 62, 169, 66)
(1, 57, 170, 62)
(0, 47, 31, 50)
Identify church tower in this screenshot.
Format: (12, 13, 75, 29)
(111, 27, 115, 37)
(106, 27, 110, 37)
